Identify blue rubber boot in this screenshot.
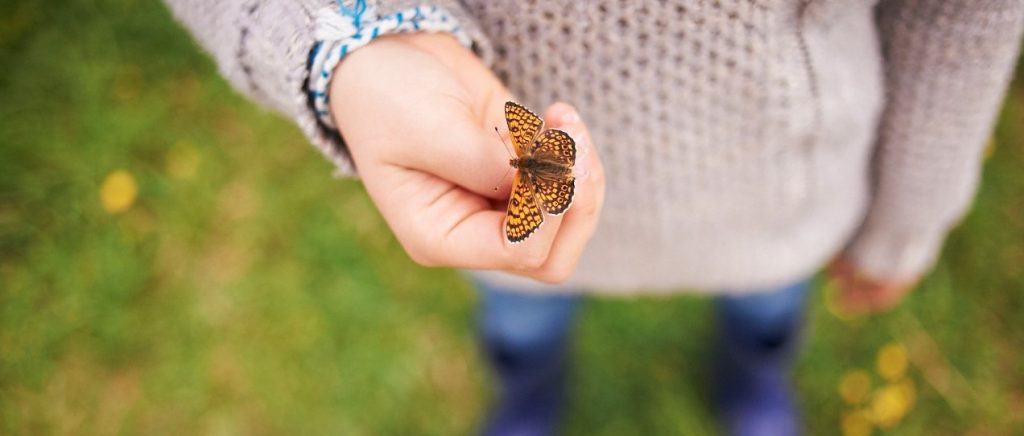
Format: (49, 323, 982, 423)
(477, 283, 581, 436)
(713, 280, 810, 436)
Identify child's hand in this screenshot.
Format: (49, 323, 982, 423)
(329, 33, 605, 284)
(828, 257, 919, 315)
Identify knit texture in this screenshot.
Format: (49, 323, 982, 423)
(165, 0, 1024, 295)
(163, 0, 491, 176)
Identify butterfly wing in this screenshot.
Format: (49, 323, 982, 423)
(533, 174, 575, 215)
(505, 101, 544, 156)
(505, 171, 544, 243)
(531, 128, 576, 165)
(530, 129, 577, 215)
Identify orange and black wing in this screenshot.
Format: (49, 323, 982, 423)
(505, 101, 544, 156)
(533, 174, 575, 215)
(505, 171, 544, 243)
(531, 129, 576, 214)
(532, 129, 576, 166)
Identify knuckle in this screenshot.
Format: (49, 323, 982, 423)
(533, 265, 573, 284)
(405, 248, 437, 267)
(399, 237, 438, 267)
(518, 250, 548, 270)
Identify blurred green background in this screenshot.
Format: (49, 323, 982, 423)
(2, 1, 1023, 435)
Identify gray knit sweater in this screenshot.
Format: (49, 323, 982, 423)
(165, 0, 1024, 295)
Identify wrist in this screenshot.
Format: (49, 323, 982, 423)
(328, 31, 481, 150)
(331, 32, 470, 91)
(393, 32, 476, 64)
(843, 222, 944, 284)
(307, 4, 472, 130)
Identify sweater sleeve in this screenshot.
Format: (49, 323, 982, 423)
(162, 0, 492, 175)
(845, 0, 1024, 281)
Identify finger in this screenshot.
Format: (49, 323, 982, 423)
(838, 278, 898, 315)
(521, 102, 606, 283)
(399, 190, 564, 272)
(401, 46, 525, 200)
(828, 258, 857, 279)
(415, 101, 575, 271)
(830, 258, 883, 314)
(433, 203, 565, 272)
(397, 99, 514, 199)
(430, 98, 576, 271)
(837, 282, 877, 314)
(332, 37, 516, 199)
(868, 282, 914, 312)
(370, 166, 565, 272)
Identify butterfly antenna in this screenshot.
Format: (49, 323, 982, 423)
(494, 126, 516, 159)
(493, 126, 516, 192)
(493, 166, 514, 192)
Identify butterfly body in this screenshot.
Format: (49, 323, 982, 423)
(502, 102, 577, 243)
(510, 157, 573, 178)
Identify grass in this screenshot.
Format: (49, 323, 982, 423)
(1, 1, 1023, 434)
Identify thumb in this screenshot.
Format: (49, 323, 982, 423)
(400, 92, 517, 199)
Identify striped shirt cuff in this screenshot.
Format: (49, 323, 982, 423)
(307, 1, 472, 130)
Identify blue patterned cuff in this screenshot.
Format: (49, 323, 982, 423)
(307, 0, 472, 130)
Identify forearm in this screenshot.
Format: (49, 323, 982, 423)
(162, 0, 493, 176)
(847, 0, 1024, 280)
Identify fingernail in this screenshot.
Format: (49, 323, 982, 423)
(573, 165, 590, 181)
(561, 110, 580, 125)
(560, 113, 589, 181)
(564, 127, 588, 160)
(573, 149, 590, 180)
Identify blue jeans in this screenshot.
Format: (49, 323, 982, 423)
(476, 279, 810, 435)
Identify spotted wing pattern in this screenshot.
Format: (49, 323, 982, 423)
(505, 101, 544, 156)
(534, 175, 575, 215)
(531, 129, 576, 215)
(505, 171, 544, 243)
(532, 129, 576, 165)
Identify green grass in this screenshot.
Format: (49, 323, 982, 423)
(2, 1, 1023, 434)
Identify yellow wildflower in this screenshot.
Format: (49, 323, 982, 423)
(841, 409, 873, 436)
(877, 342, 909, 382)
(839, 369, 872, 405)
(100, 170, 138, 214)
(869, 384, 912, 429)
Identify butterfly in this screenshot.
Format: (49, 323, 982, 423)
(501, 101, 577, 243)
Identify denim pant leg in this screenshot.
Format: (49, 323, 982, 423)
(713, 279, 812, 436)
(476, 279, 582, 436)
(716, 279, 811, 357)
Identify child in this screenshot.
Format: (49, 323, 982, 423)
(166, 0, 1024, 434)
